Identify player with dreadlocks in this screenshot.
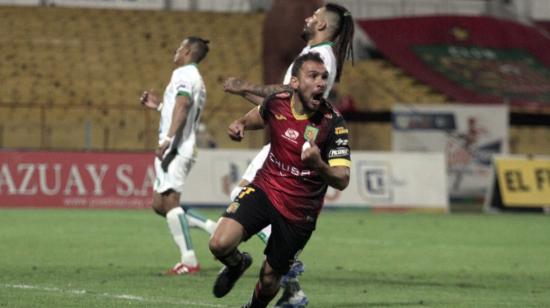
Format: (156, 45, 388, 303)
(222, 3, 354, 307)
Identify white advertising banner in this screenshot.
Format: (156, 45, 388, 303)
(182, 149, 449, 211)
(0, 0, 40, 5)
(45, 0, 163, 10)
(171, 0, 256, 12)
(0, 150, 447, 211)
(392, 104, 509, 199)
(42, 0, 256, 10)
(343, 151, 448, 210)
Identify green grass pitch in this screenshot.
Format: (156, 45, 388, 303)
(1, 208, 549, 307)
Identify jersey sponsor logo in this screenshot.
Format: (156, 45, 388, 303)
(329, 147, 349, 158)
(283, 128, 300, 144)
(226, 201, 240, 213)
(304, 125, 319, 143)
(335, 138, 349, 146)
(268, 152, 311, 177)
(335, 127, 349, 135)
(176, 84, 191, 93)
(275, 114, 287, 121)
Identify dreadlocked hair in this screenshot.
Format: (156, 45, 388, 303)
(325, 3, 355, 82)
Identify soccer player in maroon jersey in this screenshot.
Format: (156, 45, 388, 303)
(222, 4, 355, 306)
(209, 52, 351, 308)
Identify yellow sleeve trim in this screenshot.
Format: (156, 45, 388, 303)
(328, 158, 351, 167)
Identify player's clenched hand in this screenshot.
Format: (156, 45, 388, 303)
(155, 140, 170, 159)
(301, 142, 323, 168)
(140, 89, 160, 110)
(223, 77, 248, 95)
(228, 120, 245, 141)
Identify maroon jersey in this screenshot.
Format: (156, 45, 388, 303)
(253, 95, 351, 223)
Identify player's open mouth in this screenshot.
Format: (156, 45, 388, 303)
(311, 92, 323, 104)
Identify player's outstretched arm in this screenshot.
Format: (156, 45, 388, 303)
(301, 143, 350, 190)
(224, 77, 291, 106)
(227, 107, 265, 142)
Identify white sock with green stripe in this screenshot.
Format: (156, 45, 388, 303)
(257, 225, 271, 244)
(182, 207, 217, 235)
(166, 207, 198, 266)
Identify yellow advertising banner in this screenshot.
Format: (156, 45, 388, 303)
(496, 158, 550, 207)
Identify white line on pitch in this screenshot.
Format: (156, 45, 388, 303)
(2, 283, 228, 307)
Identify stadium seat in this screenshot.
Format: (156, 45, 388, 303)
(339, 60, 450, 112)
(510, 126, 550, 155)
(0, 6, 267, 150)
(0, 106, 42, 148)
(1, 6, 546, 153)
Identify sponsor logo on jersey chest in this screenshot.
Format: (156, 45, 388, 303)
(283, 128, 300, 144)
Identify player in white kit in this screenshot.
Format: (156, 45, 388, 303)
(140, 37, 217, 275)
(223, 4, 355, 307)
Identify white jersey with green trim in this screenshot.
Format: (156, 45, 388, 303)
(282, 42, 336, 98)
(158, 63, 206, 157)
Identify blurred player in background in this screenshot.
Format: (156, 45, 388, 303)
(262, 0, 324, 84)
(223, 3, 354, 307)
(209, 52, 352, 308)
(140, 36, 217, 275)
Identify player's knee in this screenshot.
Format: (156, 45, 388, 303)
(151, 200, 166, 217)
(208, 234, 230, 257)
(209, 218, 244, 256)
(210, 227, 244, 257)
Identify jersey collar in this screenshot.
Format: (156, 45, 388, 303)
(309, 41, 334, 48)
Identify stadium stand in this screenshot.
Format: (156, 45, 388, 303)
(510, 126, 550, 155)
(0, 5, 549, 154)
(347, 122, 392, 151)
(338, 60, 449, 111)
(0, 5, 440, 151)
(0, 106, 42, 148)
(0, 6, 265, 150)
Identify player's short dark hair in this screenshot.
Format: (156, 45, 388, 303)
(187, 36, 210, 63)
(291, 52, 325, 77)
